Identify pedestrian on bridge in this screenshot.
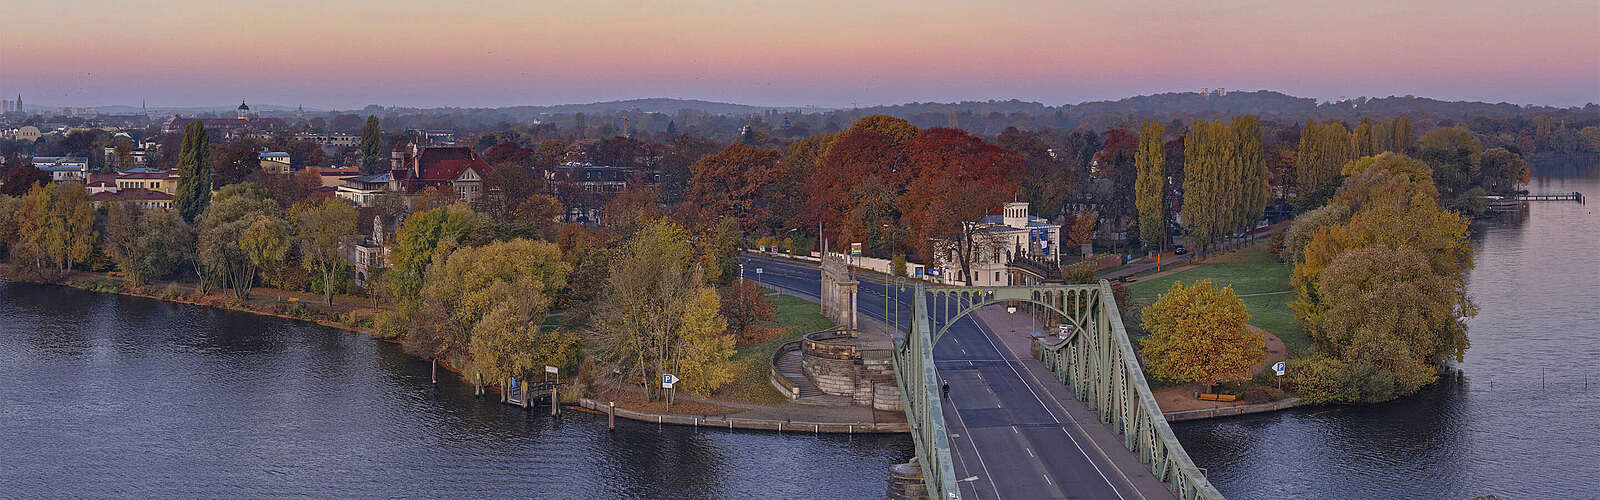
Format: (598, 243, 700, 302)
(942, 380, 949, 399)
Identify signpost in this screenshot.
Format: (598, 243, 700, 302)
(755, 267, 763, 286)
(545, 365, 559, 385)
(662, 373, 680, 412)
(1273, 361, 1286, 389)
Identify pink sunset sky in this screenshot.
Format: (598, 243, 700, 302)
(3, 0, 1597, 109)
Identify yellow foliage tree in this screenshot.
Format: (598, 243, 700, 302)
(1139, 280, 1264, 386)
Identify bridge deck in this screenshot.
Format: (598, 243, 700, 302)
(744, 254, 1184, 500)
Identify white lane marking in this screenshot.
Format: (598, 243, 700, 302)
(945, 377, 1003, 500)
(1027, 447, 1035, 457)
(969, 316, 1130, 500)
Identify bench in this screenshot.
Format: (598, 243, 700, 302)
(1196, 393, 1238, 402)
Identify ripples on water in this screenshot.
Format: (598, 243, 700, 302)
(1174, 163, 1600, 498)
(0, 285, 912, 498)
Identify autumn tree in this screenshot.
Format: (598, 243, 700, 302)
(1139, 280, 1264, 387)
(386, 203, 491, 302)
(1134, 120, 1166, 251)
(409, 238, 573, 381)
(359, 115, 383, 174)
(1181, 120, 1227, 251)
(899, 128, 1021, 284)
(721, 278, 776, 345)
(174, 122, 213, 222)
(13, 182, 96, 272)
(1093, 128, 1139, 248)
(1066, 210, 1096, 250)
(102, 202, 185, 284)
(0, 162, 49, 195)
(1293, 120, 1352, 212)
(683, 143, 782, 233)
(239, 215, 292, 295)
(805, 115, 918, 254)
(291, 196, 359, 306)
(587, 219, 733, 399)
(197, 184, 282, 298)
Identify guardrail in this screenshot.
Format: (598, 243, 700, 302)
(769, 339, 804, 399)
(576, 398, 908, 433)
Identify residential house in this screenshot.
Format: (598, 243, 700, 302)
(337, 173, 390, 207)
(31, 157, 91, 182)
(88, 189, 174, 209)
(387, 142, 487, 204)
(259, 151, 292, 174)
(307, 165, 361, 188)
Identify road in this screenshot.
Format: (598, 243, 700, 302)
(741, 255, 1146, 500)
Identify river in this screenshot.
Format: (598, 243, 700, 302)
(0, 283, 912, 498)
(1173, 161, 1600, 498)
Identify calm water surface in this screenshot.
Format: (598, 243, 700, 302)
(1174, 162, 1600, 498)
(0, 284, 912, 498)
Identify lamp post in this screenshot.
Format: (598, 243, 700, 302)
(1007, 304, 1017, 332)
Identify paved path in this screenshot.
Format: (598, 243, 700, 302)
(742, 255, 1177, 500)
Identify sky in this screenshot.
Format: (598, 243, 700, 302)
(2, 0, 1597, 110)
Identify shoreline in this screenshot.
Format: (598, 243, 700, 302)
(0, 270, 905, 434)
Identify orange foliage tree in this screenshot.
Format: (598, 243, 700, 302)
(683, 143, 783, 233)
(1139, 280, 1264, 386)
(899, 128, 1021, 283)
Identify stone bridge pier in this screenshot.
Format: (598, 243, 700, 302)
(821, 251, 858, 333)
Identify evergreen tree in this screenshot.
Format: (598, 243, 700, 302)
(173, 122, 212, 223)
(1134, 120, 1166, 251)
(360, 115, 383, 174)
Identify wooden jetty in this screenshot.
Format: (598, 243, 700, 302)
(1485, 192, 1584, 212)
(499, 378, 560, 410)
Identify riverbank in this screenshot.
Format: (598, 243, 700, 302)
(0, 264, 903, 432)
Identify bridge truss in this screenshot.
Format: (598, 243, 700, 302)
(893, 281, 1223, 500)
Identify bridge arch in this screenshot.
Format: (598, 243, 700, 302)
(925, 285, 1100, 343)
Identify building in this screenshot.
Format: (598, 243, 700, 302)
(31, 157, 91, 182)
(350, 211, 403, 288)
(6, 125, 42, 142)
(87, 189, 174, 209)
(307, 165, 361, 188)
(930, 202, 1062, 286)
(297, 132, 360, 148)
(162, 113, 287, 139)
(337, 173, 390, 207)
(259, 151, 292, 174)
(405, 129, 457, 146)
(102, 142, 153, 168)
(85, 167, 181, 196)
(388, 143, 487, 203)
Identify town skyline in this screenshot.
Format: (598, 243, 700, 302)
(4, 0, 1597, 109)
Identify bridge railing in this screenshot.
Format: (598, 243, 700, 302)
(892, 282, 959, 500)
(1035, 281, 1223, 500)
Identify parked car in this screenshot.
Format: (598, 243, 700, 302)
(1173, 245, 1188, 256)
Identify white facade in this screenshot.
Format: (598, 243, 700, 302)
(931, 202, 1062, 286)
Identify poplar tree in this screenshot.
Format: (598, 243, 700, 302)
(1293, 120, 1351, 212)
(1134, 120, 1166, 251)
(360, 115, 383, 174)
(1182, 120, 1223, 251)
(174, 121, 213, 223)
(1230, 115, 1268, 236)
(1352, 118, 1376, 158)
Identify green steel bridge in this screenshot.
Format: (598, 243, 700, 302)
(890, 280, 1224, 500)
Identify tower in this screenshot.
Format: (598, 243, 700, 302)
(237, 99, 251, 120)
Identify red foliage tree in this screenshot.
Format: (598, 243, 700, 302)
(899, 128, 1022, 282)
(684, 143, 783, 233)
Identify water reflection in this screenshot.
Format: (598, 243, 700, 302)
(1175, 163, 1600, 498)
(0, 280, 912, 498)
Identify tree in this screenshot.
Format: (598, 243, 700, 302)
(14, 182, 96, 271)
(410, 238, 572, 381)
(1415, 126, 1482, 206)
(1313, 244, 1472, 401)
(1279, 203, 1350, 265)
(683, 143, 782, 233)
(291, 197, 359, 306)
(386, 203, 491, 302)
(1093, 129, 1139, 247)
(102, 202, 184, 284)
(0, 162, 49, 195)
(1181, 120, 1227, 251)
(805, 116, 918, 253)
(1139, 280, 1264, 386)
(1293, 120, 1352, 212)
(239, 215, 292, 296)
(1134, 120, 1166, 251)
(174, 122, 213, 223)
(721, 278, 776, 345)
(1230, 115, 1270, 238)
(360, 115, 383, 174)
(196, 185, 281, 298)
(587, 219, 733, 400)
(1476, 147, 1530, 195)
(1066, 210, 1096, 249)
(899, 128, 1021, 283)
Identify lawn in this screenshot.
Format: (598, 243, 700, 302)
(1122, 240, 1311, 358)
(711, 293, 833, 405)
(1126, 241, 1291, 299)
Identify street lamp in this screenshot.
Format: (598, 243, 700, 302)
(1007, 304, 1017, 331)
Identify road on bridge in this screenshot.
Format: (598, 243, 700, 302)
(741, 255, 1163, 500)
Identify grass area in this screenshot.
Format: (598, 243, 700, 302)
(1122, 240, 1311, 359)
(1126, 241, 1290, 298)
(711, 293, 833, 405)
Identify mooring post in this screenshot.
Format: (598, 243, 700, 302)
(474, 372, 482, 397)
(608, 401, 616, 430)
(522, 381, 530, 409)
(430, 359, 437, 385)
(551, 386, 559, 416)
(501, 379, 507, 403)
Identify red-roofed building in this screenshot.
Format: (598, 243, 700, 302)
(88, 188, 174, 209)
(388, 142, 486, 203)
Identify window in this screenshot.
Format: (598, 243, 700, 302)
(995, 271, 1001, 282)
